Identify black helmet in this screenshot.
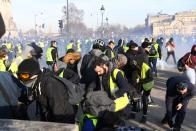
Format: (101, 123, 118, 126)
(92, 39, 105, 51)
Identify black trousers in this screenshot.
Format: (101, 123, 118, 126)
(132, 90, 151, 115)
(165, 96, 189, 128)
(165, 51, 177, 64)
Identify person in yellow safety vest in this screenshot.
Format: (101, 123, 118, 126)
(57, 52, 81, 83)
(79, 56, 131, 130)
(76, 40, 81, 52)
(16, 44, 22, 55)
(146, 38, 162, 77)
(6, 42, 13, 53)
(66, 40, 74, 51)
(9, 46, 35, 77)
(46, 41, 58, 71)
(104, 41, 116, 61)
(123, 45, 129, 53)
(0, 47, 9, 71)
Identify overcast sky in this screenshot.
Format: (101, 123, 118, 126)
(11, 0, 196, 32)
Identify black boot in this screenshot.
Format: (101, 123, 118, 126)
(161, 116, 168, 124)
(173, 124, 181, 131)
(140, 115, 147, 123)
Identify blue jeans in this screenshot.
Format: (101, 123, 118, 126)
(148, 57, 157, 74)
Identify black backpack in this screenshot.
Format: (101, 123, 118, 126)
(40, 69, 85, 105)
(148, 44, 157, 56)
(53, 75, 85, 105)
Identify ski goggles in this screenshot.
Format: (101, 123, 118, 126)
(17, 73, 31, 81)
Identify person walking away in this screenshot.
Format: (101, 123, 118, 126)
(157, 37, 164, 51)
(147, 38, 162, 77)
(161, 76, 194, 131)
(165, 37, 177, 64)
(46, 41, 58, 71)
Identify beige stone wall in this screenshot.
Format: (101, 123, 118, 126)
(149, 10, 196, 36)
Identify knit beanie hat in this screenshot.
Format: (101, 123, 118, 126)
(18, 58, 40, 75)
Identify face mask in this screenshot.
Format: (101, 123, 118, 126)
(22, 77, 37, 88)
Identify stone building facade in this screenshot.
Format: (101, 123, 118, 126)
(145, 10, 196, 37)
(0, 0, 17, 36)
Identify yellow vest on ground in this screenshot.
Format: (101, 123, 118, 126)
(0, 59, 6, 72)
(46, 47, 54, 62)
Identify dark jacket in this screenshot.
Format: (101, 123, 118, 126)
(0, 72, 27, 119)
(166, 76, 194, 105)
(56, 68, 80, 84)
(35, 69, 75, 123)
(105, 46, 116, 61)
(0, 13, 5, 38)
(181, 45, 196, 69)
(124, 47, 148, 85)
(80, 49, 102, 92)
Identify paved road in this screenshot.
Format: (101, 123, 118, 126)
(126, 68, 196, 131)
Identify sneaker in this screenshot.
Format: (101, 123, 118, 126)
(140, 115, 147, 123)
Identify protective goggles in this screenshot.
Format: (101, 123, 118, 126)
(176, 82, 188, 91)
(17, 73, 31, 81)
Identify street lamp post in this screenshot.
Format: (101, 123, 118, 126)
(67, 0, 69, 40)
(100, 5, 105, 38)
(106, 17, 109, 38)
(34, 14, 37, 34)
(34, 12, 43, 35)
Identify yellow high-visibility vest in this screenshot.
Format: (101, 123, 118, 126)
(46, 47, 54, 62)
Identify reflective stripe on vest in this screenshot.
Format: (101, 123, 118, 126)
(148, 43, 159, 58)
(46, 47, 54, 62)
(141, 62, 150, 80)
(109, 68, 124, 97)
